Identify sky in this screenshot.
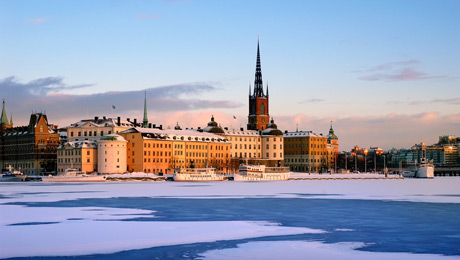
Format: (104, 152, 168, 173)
(1, 0, 459, 151)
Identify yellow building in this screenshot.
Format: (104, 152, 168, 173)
(57, 141, 97, 174)
(202, 116, 284, 171)
(284, 131, 328, 173)
(119, 127, 230, 174)
(327, 122, 339, 172)
(66, 116, 135, 142)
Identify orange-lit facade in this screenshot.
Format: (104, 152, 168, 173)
(284, 131, 328, 173)
(120, 128, 230, 174)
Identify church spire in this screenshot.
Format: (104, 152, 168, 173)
(1, 99, 9, 125)
(253, 39, 265, 97)
(143, 91, 148, 128)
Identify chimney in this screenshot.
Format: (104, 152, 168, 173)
(134, 118, 137, 125)
(153, 124, 156, 128)
(285, 130, 288, 134)
(240, 127, 244, 131)
(103, 116, 106, 120)
(149, 123, 152, 128)
(94, 116, 99, 121)
(117, 117, 121, 126)
(224, 127, 228, 130)
(197, 127, 201, 130)
(159, 125, 163, 130)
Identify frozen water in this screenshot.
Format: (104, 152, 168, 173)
(1, 178, 459, 259)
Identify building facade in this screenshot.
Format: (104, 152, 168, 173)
(57, 141, 97, 174)
(326, 122, 339, 172)
(66, 116, 135, 142)
(1, 113, 60, 174)
(284, 131, 328, 173)
(119, 127, 230, 174)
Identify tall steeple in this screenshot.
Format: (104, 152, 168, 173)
(1, 100, 9, 125)
(253, 39, 265, 97)
(247, 38, 270, 131)
(143, 91, 148, 128)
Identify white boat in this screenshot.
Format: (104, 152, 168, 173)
(234, 164, 290, 181)
(0, 165, 26, 182)
(42, 169, 106, 182)
(416, 158, 434, 178)
(173, 168, 224, 182)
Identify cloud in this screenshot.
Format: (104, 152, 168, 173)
(357, 59, 446, 82)
(299, 98, 325, 104)
(137, 14, 157, 20)
(28, 18, 47, 24)
(0, 76, 242, 128)
(388, 97, 460, 106)
(0, 76, 93, 96)
(431, 98, 460, 105)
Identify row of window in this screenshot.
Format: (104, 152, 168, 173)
(70, 130, 114, 137)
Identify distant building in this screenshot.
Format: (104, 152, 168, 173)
(97, 134, 128, 174)
(284, 131, 328, 173)
(0, 100, 13, 171)
(66, 116, 135, 142)
(1, 113, 59, 174)
(326, 122, 339, 172)
(119, 127, 230, 174)
(202, 116, 284, 170)
(247, 40, 270, 131)
(57, 140, 97, 174)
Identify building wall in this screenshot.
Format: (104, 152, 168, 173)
(97, 139, 127, 174)
(284, 132, 328, 173)
(57, 144, 97, 174)
(2, 114, 59, 175)
(261, 135, 284, 166)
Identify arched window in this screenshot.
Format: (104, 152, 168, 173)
(261, 103, 265, 114)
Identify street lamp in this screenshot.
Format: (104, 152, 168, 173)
(364, 149, 368, 173)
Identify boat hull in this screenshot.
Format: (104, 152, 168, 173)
(173, 173, 224, 182)
(416, 166, 434, 178)
(42, 176, 106, 182)
(233, 172, 290, 181)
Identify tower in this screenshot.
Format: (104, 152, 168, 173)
(143, 91, 148, 128)
(247, 40, 270, 131)
(1, 100, 12, 132)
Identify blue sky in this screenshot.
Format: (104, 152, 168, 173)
(1, 0, 459, 150)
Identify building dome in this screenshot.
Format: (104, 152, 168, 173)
(174, 122, 182, 130)
(262, 118, 283, 136)
(327, 122, 338, 140)
(203, 115, 224, 134)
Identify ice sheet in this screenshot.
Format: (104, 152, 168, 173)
(201, 241, 460, 260)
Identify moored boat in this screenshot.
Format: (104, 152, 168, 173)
(173, 168, 224, 182)
(234, 164, 290, 181)
(416, 158, 434, 178)
(42, 168, 106, 182)
(0, 165, 26, 182)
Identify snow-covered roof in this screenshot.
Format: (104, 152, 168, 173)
(67, 118, 134, 128)
(284, 131, 325, 138)
(223, 129, 260, 136)
(58, 140, 97, 150)
(120, 127, 228, 142)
